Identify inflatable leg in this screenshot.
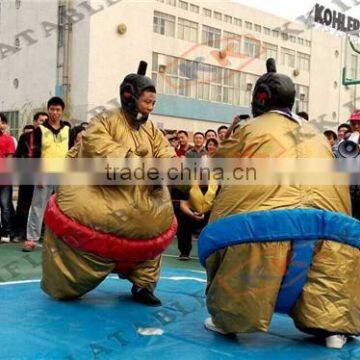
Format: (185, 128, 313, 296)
(124, 256, 162, 292)
(41, 229, 115, 300)
(206, 242, 290, 333)
(291, 240, 360, 336)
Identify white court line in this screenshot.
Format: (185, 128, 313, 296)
(108, 275, 206, 283)
(188, 270, 206, 274)
(161, 276, 206, 283)
(0, 272, 206, 286)
(0, 279, 40, 286)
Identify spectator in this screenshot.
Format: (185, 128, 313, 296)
(205, 138, 219, 157)
(167, 133, 179, 150)
(0, 113, 16, 243)
(337, 123, 351, 141)
(349, 110, 360, 133)
(323, 130, 337, 148)
(23, 97, 71, 252)
(14, 112, 48, 242)
(217, 125, 228, 142)
(176, 130, 193, 157)
(205, 129, 217, 141)
(297, 111, 309, 121)
(348, 110, 360, 220)
(186, 132, 206, 158)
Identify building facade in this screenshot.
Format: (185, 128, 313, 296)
(0, 0, 359, 136)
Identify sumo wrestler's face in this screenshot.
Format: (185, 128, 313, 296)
(137, 91, 157, 117)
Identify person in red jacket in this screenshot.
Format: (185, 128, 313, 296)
(0, 113, 15, 242)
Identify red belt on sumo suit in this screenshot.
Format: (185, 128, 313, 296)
(44, 195, 178, 274)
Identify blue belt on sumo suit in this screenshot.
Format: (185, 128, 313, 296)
(198, 209, 360, 314)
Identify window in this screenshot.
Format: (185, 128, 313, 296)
(202, 25, 221, 49)
(15, 0, 21, 9)
(178, 0, 188, 10)
(245, 21, 252, 30)
(234, 18, 242, 27)
(272, 29, 279, 38)
(224, 15, 232, 24)
(281, 32, 289, 41)
(153, 11, 175, 37)
(214, 11, 222, 20)
(15, 37, 20, 48)
(240, 73, 259, 106)
(244, 37, 260, 58)
(3, 111, 19, 139)
(190, 4, 199, 13)
(224, 31, 241, 55)
(262, 42, 277, 61)
(298, 52, 310, 71)
(295, 84, 309, 113)
(222, 68, 235, 104)
(298, 37, 304, 45)
(289, 35, 296, 43)
(254, 24, 261, 33)
(305, 40, 311, 47)
(210, 65, 222, 102)
(152, 52, 265, 106)
(264, 27, 271, 35)
(197, 63, 211, 101)
(166, 0, 176, 6)
(281, 48, 295, 68)
(178, 18, 198, 42)
(203, 8, 211, 17)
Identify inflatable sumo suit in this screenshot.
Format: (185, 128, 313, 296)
(41, 62, 177, 300)
(199, 59, 360, 336)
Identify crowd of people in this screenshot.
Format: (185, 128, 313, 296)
(0, 97, 88, 251)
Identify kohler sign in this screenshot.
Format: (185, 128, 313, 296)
(315, 3, 360, 33)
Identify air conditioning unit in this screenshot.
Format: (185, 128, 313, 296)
(300, 93, 306, 101)
(158, 54, 167, 73)
(158, 65, 167, 73)
(246, 82, 253, 91)
(219, 49, 227, 59)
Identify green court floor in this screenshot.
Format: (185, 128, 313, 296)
(0, 239, 203, 283)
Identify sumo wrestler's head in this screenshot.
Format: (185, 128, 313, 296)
(251, 58, 296, 118)
(120, 61, 157, 123)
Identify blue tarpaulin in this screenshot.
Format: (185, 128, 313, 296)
(0, 268, 358, 360)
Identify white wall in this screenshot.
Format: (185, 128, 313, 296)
(0, 0, 58, 128)
(84, 0, 155, 121)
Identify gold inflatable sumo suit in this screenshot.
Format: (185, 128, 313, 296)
(199, 59, 360, 340)
(200, 111, 360, 336)
(42, 108, 177, 300)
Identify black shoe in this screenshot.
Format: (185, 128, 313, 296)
(131, 285, 162, 306)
